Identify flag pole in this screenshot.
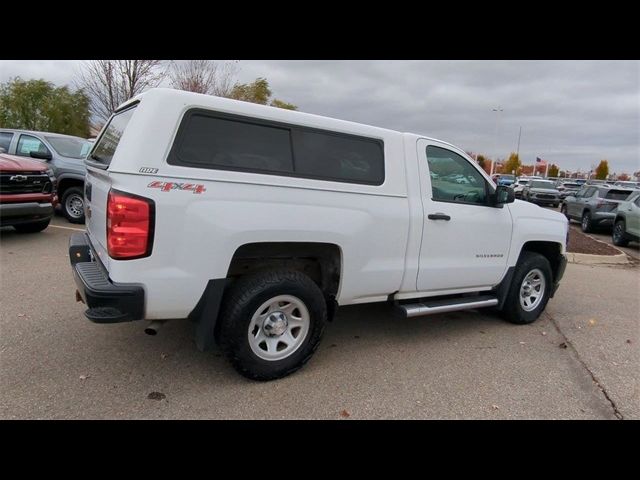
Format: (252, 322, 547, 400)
(545, 162, 549, 178)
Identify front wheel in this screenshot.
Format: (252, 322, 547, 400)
(218, 269, 327, 381)
(61, 186, 85, 224)
(502, 252, 553, 325)
(612, 219, 629, 247)
(560, 203, 569, 219)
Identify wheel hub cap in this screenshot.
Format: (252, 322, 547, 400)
(519, 268, 546, 312)
(263, 312, 288, 337)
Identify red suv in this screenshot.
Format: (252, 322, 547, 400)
(0, 153, 58, 232)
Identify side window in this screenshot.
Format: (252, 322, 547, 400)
(426, 145, 488, 205)
(171, 113, 294, 175)
(16, 134, 50, 157)
(0, 132, 13, 152)
(634, 195, 640, 207)
(292, 129, 384, 184)
(585, 187, 597, 198)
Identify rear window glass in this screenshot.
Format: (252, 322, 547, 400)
(89, 105, 137, 166)
(174, 114, 293, 174)
(601, 189, 634, 200)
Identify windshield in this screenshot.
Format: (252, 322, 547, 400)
(46, 136, 92, 159)
(530, 180, 556, 189)
(562, 183, 580, 188)
(500, 175, 515, 180)
(518, 179, 529, 185)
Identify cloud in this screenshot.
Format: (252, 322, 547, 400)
(1, 60, 638, 173)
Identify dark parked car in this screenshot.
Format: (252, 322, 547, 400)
(561, 185, 638, 233)
(522, 179, 561, 207)
(0, 129, 91, 223)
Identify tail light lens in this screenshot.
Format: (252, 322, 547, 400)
(107, 189, 154, 259)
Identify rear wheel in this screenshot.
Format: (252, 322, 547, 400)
(218, 269, 327, 381)
(560, 203, 569, 219)
(502, 252, 552, 325)
(581, 211, 593, 233)
(62, 186, 85, 224)
(612, 219, 629, 247)
(14, 219, 50, 233)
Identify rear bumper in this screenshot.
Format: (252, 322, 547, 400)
(0, 201, 53, 226)
(69, 233, 145, 323)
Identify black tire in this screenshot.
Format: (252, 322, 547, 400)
(501, 251, 553, 325)
(560, 203, 569, 220)
(13, 219, 50, 233)
(218, 269, 327, 381)
(552, 203, 559, 209)
(612, 219, 629, 247)
(61, 186, 85, 224)
(581, 211, 593, 233)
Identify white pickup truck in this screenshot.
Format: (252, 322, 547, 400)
(69, 88, 568, 380)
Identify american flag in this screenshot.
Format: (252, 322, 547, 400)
(536, 157, 547, 165)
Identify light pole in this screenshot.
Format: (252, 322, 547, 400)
(490, 106, 503, 176)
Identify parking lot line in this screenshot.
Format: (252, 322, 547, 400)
(48, 225, 86, 232)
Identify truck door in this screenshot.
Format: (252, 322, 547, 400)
(416, 140, 512, 292)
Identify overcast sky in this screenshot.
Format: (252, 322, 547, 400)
(1, 60, 638, 174)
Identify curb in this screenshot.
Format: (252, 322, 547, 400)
(566, 251, 629, 265)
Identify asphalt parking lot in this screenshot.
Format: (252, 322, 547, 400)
(1, 215, 638, 419)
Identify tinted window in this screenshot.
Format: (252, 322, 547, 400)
(426, 146, 487, 205)
(174, 114, 293, 174)
(601, 189, 634, 201)
(292, 129, 384, 184)
(46, 136, 91, 159)
(0, 132, 13, 152)
(170, 110, 385, 185)
(584, 187, 597, 197)
(635, 196, 640, 207)
(16, 134, 50, 157)
(90, 106, 137, 166)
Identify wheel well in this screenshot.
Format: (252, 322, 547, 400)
(57, 178, 84, 197)
(521, 241, 563, 281)
(227, 242, 342, 297)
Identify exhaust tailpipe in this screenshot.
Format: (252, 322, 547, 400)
(145, 320, 165, 336)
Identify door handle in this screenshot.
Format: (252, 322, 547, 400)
(428, 213, 451, 221)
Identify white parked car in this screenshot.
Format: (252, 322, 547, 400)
(69, 88, 569, 380)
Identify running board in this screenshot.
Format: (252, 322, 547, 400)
(398, 295, 498, 318)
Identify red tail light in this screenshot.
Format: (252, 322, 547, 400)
(107, 189, 154, 259)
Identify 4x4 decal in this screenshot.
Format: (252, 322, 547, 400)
(148, 181, 206, 194)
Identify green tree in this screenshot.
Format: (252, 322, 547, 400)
(595, 160, 609, 180)
(547, 164, 559, 177)
(475, 154, 487, 169)
(230, 77, 297, 110)
(0, 78, 90, 137)
(502, 152, 522, 176)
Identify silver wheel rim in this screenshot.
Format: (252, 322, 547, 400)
(247, 295, 310, 361)
(614, 223, 623, 242)
(519, 268, 546, 312)
(582, 215, 589, 230)
(65, 194, 84, 218)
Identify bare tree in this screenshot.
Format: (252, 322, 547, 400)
(75, 60, 165, 122)
(169, 60, 239, 97)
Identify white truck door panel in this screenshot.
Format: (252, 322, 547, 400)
(416, 140, 512, 292)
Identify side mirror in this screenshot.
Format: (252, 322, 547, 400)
(493, 185, 515, 207)
(30, 150, 52, 161)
